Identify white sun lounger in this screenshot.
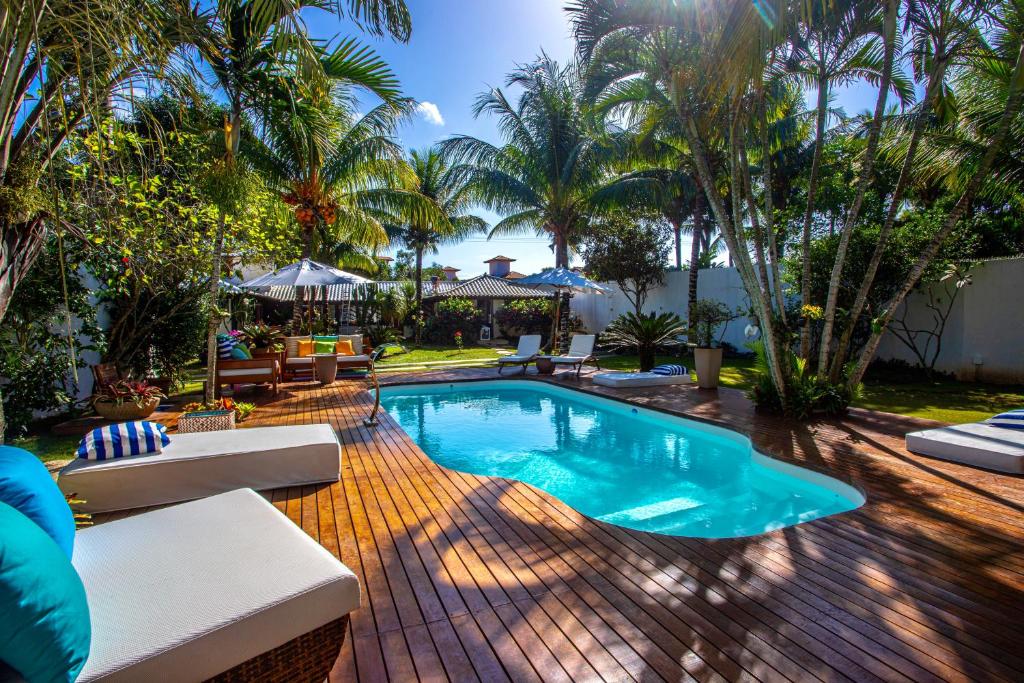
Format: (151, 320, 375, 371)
(58, 424, 341, 513)
(542, 334, 600, 376)
(905, 422, 1024, 474)
(497, 334, 542, 375)
(73, 489, 359, 681)
(592, 371, 693, 388)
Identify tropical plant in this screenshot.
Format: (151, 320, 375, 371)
(687, 300, 740, 349)
(182, 397, 255, 422)
(495, 299, 553, 339)
(602, 311, 685, 371)
(425, 297, 485, 344)
(92, 380, 165, 408)
(241, 323, 283, 350)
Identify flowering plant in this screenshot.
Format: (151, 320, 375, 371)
(181, 397, 255, 422)
(92, 380, 165, 407)
(454, 330, 464, 353)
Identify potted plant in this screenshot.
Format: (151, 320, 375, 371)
(178, 397, 255, 433)
(241, 323, 282, 355)
(92, 380, 165, 420)
(687, 299, 739, 389)
(602, 312, 685, 371)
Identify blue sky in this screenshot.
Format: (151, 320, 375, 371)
(305, 1, 879, 278)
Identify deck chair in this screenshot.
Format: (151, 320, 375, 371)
(546, 334, 600, 377)
(497, 335, 542, 375)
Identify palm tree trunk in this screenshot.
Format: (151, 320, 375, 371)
(829, 59, 948, 382)
(414, 246, 424, 344)
(687, 188, 703, 320)
(672, 219, 682, 269)
(799, 75, 829, 360)
(292, 224, 315, 330)
(760, 91, 786, 325)
(849, 40, 1024, 390)
(817, 0, 898, 378)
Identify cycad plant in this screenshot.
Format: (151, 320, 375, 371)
(602, 312, 685, 372)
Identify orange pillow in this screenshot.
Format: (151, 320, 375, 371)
(335, 339, 354, 356)
(297, 339, 314, 357)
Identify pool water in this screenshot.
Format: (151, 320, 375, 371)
(379, 381, 864, 538)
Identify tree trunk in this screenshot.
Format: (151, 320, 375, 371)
(760, 87, 786, 324)
(848, 40, 1024, 390)
(204, 212, 227, 404)
(817, 0, 898, 377)
(687, 187, 704, 320)
(554, 231, 569, 268)
(829, 58, 948, 381)
(673, 219, 682, 269)
(414, 245, 423, 344)
(799, 72, 829, 360)
(292, 224, 314, 329)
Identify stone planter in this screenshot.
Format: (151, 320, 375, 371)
(693, 347, 723, 389)
(93, 396, 161, 421)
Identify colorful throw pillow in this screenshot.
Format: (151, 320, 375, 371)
(216, 334, 236, 360)
(0, 502, 91, 683)
(77, 421, 170, 461)
(314, 340, 337, 354)
(335, 339, 355, 356)
(986, 409, 1024, 430)
(297, 339, 315, 357)
(0, 446, 76, 559)
(651, 364, 688, 376)
(229, 345, 250, 360)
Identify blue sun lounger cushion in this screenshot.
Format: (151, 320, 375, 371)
(77, 421, 170, 460)
(0, 445, 77, 559)
(651, 364, 688, 376)
(986, 409, 1024, 430)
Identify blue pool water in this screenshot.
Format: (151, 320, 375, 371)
(379, 381, 863, 538)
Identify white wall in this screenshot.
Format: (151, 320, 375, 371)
(571, 267, 756, 350)
(876, 257, 1024, 383)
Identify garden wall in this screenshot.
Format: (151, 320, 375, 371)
(570, 267, 755, 350)
(875, 257, 1024, 384)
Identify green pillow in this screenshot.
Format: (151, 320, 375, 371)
(231, 342, 252, 359)
(314, 340, 336, 354)
(0, 502, 91, 682)
(312, 335, 338, 343)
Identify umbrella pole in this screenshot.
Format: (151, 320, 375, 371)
(550, 291, 561, 354)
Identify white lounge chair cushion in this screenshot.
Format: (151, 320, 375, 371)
(906, 422, 1024, 474)
(549, 355, 590, 364)
(73, 489, 360, 682)
(218, 367, 274, 378)
(563, 334, 596, 358)
(592, 372, 693, 388)
(498, 354, 535, 364)
(58, 424, 341, 513)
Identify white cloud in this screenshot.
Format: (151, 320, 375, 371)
(415, 101, 445, 126)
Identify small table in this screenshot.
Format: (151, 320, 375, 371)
(535, 356, 555, 375)
(312, 353, 338, 385)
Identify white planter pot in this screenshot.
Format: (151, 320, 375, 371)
(694, 347, 723, 389)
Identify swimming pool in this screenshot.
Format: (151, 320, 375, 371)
(378, 381, 864, 538)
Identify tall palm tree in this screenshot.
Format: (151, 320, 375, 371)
(386, 148, 488, 325)
(183, 0, 411, 400)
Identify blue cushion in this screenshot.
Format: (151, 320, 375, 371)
(229, 344, 250, 360)
(0, 502, 91, 682)
(0, 446, 76, 560)
(77, 421, 170, 461)
(651, 364, 688, 376)
(986, 409, 1024, 430)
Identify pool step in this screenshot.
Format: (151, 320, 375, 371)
(600, 495, 705, 525)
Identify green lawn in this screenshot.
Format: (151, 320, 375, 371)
(599, 354, 1024, 424)
(10, 433, 82, 464)
(375, 344, 508, 368)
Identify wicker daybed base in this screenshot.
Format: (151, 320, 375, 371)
(208, 615, 349, 683)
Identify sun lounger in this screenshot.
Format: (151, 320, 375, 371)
(905, 422, 1024, 474)
(541, 334, 600, 377)
(497, 334, 542, 375)
(73, 488, 360, 681)
(58, 424, 341, 513)
(592, 371, 693, 388)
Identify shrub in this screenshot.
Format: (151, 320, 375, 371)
(747, 341, 859, 418)
(495, 299, 553, 339)
(424, 298, 485, 344)
(687, 299, 740, 348)
(92, 380, 165, 407)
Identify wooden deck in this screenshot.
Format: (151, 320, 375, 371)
(107, 368, 1024, 682)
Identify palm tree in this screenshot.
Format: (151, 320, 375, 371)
(184, 0, 411, 401)
(386, 148, 488, 328)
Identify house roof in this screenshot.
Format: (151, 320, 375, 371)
(441, 266, 460, 272)
(253, 275, 550, 303)
(483, 255, 515, 263)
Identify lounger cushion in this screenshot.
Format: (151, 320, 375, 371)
(906, 422, 1024, 474)
(549, 355, 590, 364)
(285, 356, 314, 367)
(592, 372, 693, 388)
(498, 355, 534, 363)
(0, 445, 76, 558)
(58, 424, 342, 513)
(73, 489, 360, 682)
(218, 367, 274, 378)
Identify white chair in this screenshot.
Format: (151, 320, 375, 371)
(497, 334, 542, 375)
(545, 334, 599, 377)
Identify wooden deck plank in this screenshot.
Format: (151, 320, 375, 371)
(93, 370, 1024, 682)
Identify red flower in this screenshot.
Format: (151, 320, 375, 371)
(121, 257, 130, 264)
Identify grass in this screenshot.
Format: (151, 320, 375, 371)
(600, 354, 1024, 424)
(375, 344, 508, 368)
(10, 433, 82, 464)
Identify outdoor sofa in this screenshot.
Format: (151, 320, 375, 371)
(215, 355, 280, 395)
(58, 423, 341, 513)
(282, 334, 370, 381)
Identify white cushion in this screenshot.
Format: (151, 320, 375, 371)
(498, 354, 535, 363)
(285, 356, 314, 367)
(549, 356, 590, 364)
(284, 335, 307, 359)
(906, 422, 1024, 474)
(336, 354, 370, 363)
(58, 424, 341, 513)
(73, 489, 360, 682)
(592, 372, 693, 388)
(218, 367, 273, 377)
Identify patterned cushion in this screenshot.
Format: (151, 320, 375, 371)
(986, 409, 1024, 430)
(77, 421, 170, 461)
(651, 364, 688, 376)
(216, 335, 236, 360)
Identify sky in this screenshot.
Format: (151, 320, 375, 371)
(304, 1, 880, 278)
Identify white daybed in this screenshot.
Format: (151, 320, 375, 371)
(58, 424, 341, 513)
(905, 422, 1024, 474)
(592, 371, 693, 388)
(73, 488, 360, 682)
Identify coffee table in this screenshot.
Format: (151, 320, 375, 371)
(312, 353, 338, 385)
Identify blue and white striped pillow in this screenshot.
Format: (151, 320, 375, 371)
(77, 421, 170, 460)
(986, 409, 1024, 430)
(651, 364, 688, 376)
(216, 335, 236, 360)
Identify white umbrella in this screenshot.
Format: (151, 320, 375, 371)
(517, 268, 606, 352)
